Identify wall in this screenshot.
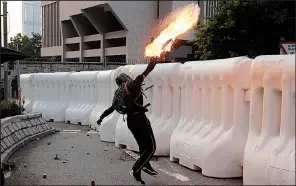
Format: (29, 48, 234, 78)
(1, 113, 56, 163)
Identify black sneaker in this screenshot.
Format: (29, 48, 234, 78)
(129, 170, 145, 185)
(143, 166, 158, 176)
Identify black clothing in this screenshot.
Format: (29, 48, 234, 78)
(100, 74, 145, 118)
(11, 77, 18, 98)
(99, 61, 157, 181)
(127, 113, 156, 174)
(11, 89, 18, 98)
(11, 77, 18, 89)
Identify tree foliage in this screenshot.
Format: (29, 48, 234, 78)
(192, 1, 295, 60)
(8, 33, 42, 57)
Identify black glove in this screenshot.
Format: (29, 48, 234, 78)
(97, 118, 103, 125)
(143, 60, 157, 77)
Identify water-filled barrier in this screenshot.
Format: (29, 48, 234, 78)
(20, 55, 295, 184)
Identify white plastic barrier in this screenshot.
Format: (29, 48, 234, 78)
(20, 73, 35, 112)
(149, 63, 182, 156)
(31, 73, 48, 115)
(65, 71, 99, 125)
(32, 72, 72, 121)
(114, 63, 182, 156)
(243, 55, 295, 185)
(170, 57, 253, 178)
(88, 70, 113, 130)
(89, 68, 123, 142)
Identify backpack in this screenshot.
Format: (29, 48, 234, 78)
(113, 82, 153, 116)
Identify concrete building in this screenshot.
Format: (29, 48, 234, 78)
(41, 1, 218, 63)
(1, 1, 41, 40)
(22, 1, 41, 37)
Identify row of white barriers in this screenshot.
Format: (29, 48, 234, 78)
(20, 55, 295, 185)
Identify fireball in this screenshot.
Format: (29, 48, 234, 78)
(145, 3, 200, 57)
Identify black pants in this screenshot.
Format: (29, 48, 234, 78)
(127, 113, 156, 173)
(11, 88, 18, 99)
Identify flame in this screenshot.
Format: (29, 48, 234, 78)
(145, 3, 200, 57)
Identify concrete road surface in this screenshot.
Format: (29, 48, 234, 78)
(4, 122, 243, 185)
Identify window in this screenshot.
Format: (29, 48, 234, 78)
(33, 3, 41, 23)
(33, 24, 41, 35)
(23, 24, 34, 37)
(24, 3, 34, 22)
(204, 0, 219, 24)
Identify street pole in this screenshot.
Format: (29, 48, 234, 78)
(3, 1, 9, 101)
(16, 44, 21, 107)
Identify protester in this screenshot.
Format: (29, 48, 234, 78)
(97, 60, 158, 185)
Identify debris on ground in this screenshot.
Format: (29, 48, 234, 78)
(103, 148, 109, 151)
(36, 137, 40, 141)
(55, 129, 60, 132)
(47, 142, 51, 145)
(2, 161, 16, 170)
(54, 154, 61, 160)
(87, 152, 90, 155)
(118, 151, 136, 162)
(107, 144, 109, 146)
(43, 174, 46, 178)
(71, 145, 74, 148)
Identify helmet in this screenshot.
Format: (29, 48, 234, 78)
(115, 73, 132, 86)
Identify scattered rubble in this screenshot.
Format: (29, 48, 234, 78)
(54, 154, 61, 160)
(118, 151, 136, 162)
(2, 161, 16, 170)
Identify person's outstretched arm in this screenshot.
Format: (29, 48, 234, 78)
(97, 104, 115, 125)
(132, 59, 158, 86)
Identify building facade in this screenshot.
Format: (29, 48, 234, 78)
(22, 1, 41, 37)
(3, 0, 41, 40)
(41, 1, 218, 62)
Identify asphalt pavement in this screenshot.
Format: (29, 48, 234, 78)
(4, 122, 243, 185)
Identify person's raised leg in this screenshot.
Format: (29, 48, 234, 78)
(127, 114, 146, 184)
(132, 115, 156, 175)
(142, 116, 158, 175)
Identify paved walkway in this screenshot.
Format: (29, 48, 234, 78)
(4, 122, 243, 185)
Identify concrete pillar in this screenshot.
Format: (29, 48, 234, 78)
(81, 8, 107, 63)
(60, 22, 66, 61)
(70, 16, 85, 62)
(101, 34, 105, 64)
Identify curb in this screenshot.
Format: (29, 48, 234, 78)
(1, 128, 56, 164)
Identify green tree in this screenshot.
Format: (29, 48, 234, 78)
(192, 1, 295, 60)
(8, 33, 42, 57)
